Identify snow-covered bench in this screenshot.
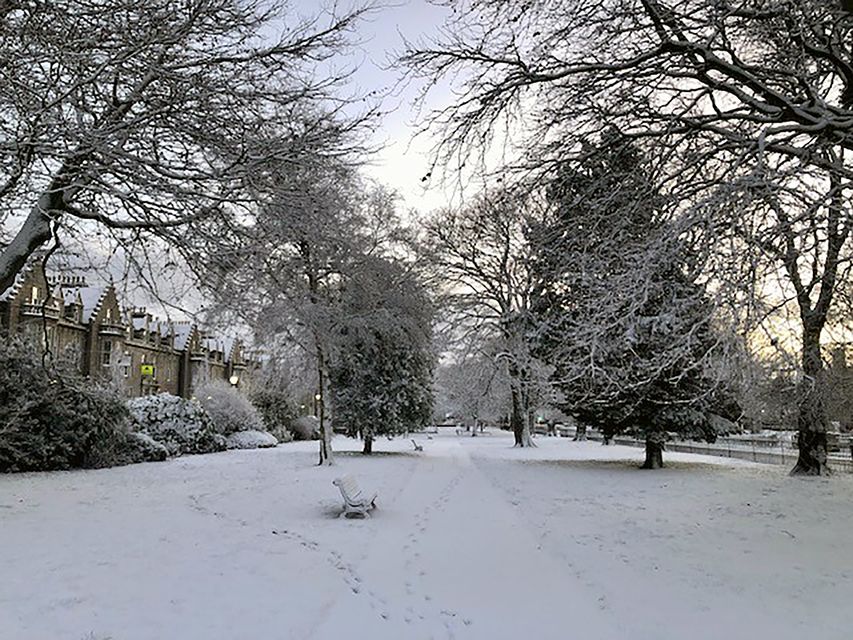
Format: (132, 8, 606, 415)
(333, 475, 377, 519)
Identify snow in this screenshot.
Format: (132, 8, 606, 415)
(225, 430, 278, 449)
(172, 322, 194, 351)
(1, 432, 852, 640)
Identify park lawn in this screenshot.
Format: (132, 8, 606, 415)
(1, 431, 851, 640)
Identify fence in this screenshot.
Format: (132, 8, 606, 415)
(579, 432, 853, 473)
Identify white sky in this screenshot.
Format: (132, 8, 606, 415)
(292, 0, 456, 215)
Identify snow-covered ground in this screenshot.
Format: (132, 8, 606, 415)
(2, 431, 852, 640)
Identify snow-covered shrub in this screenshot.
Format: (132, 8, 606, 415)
(249, 386, 294, 443)
(290, 415, 320, 441)
(123, 432, 169, 463)
(195, 379, 265, 435)
(128, 393, 225, 456)
(0, 339, 133, 472)
(226, 430, 278, 449)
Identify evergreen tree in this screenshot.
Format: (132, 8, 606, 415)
(329, 257, 435, 454)
(530, 130, 739, 468)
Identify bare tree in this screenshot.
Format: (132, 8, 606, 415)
(422, 187, 548, 446)
(434, 343, 512, 432)
(201, 161, 409, 465)
(0, 0, 372, 294)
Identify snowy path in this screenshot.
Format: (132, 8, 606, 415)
(2, 432, 852, 639)
(306, 438, 618, 639)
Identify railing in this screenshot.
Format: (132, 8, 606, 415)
(584, 432, 853, 473)
(98, 321, 126, 336)
(20, 302, 60, 319)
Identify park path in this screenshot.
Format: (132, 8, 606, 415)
(305, 437, 616, 640)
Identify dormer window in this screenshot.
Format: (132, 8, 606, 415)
(30, 286, 38, 304)
(105, 307, 112, 321)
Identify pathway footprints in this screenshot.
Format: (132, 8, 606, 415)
(399, 469, 473, 634)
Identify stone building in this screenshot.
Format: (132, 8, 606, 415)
(0, 265, 255, 398)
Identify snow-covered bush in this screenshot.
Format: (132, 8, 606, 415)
(195, 379, 265, 435)
(249, 386, 294, 443)
(290, 415, 320, 441)
(0, 339, 132, 472)
(123, 432, 169, 463)
(128, 393, 225, 456)
(225, 430, 278, 449)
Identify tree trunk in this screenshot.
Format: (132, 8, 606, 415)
(573, 423, 587, 441)
(507, 361, 536, 447)
(510, 385, 526, 446)
(641, 432, 665, 469)
(0, 191, 57, 294)
(520, 419, 534, 447)
(509, 387, 535, 447)
(315, 343, 333, 466)
(362, 434, 373, 455)
(791, 323, 830, 475)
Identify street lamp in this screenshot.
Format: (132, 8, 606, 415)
(229, 374, 239, 387)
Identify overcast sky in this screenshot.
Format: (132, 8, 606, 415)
(293, 0, 455, 213)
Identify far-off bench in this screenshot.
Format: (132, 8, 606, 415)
(333, 475, 377, 519)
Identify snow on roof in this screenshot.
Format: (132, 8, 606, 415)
(222, 337, 236, 362)
(203, 336, 225, 354)
(0, 270, 28, 302)
(173, 323, 194, 351)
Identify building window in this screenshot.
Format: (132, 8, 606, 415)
(105, 307, 112, 321)
(122, 352, 131, 378)
(30, 286, 39, 304)
(101, 340, 112, 366)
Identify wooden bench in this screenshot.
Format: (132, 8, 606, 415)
(333, 475, 377, 519)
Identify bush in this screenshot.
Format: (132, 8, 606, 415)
(128, 393, 225, 456)
(226, 430, 278, 449)
(249, 386, 294, 443)
(123, 432, 169, 463)
(290, 415, 320, 441)
(0, 339, 132, 472)
(195, 379, 265, 435)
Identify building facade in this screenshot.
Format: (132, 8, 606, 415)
(0, 266, 255, 398)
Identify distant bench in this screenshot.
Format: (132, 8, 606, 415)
(333, 475, 377, 519)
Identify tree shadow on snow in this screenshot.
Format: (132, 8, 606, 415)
(336, 451, 418, 458)
(521, 459, 731, 473)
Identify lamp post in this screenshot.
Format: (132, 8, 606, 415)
(229, 374, 239, 387)
(313, 392, 322, 417)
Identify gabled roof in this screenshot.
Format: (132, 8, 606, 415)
(222, 337, 237, 363)
(73, 286, 109, 323)
(173, 322, 195, 351)
(0, 270, 29, 302)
